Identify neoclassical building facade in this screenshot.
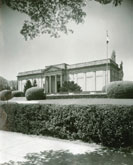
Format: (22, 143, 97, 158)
(17, 57, 123, 93)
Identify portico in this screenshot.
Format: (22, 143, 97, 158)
(45, 74, 63, 94)
(44, 65, 65, 94)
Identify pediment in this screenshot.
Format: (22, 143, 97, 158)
(45, 66, 61, 72)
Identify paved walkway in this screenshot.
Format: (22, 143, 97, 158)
(8, 97, 133, 105)
(0, 131, 100, 163)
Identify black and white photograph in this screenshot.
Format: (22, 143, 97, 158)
(0, 0, 133, 164)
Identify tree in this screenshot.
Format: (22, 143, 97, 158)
(0, 76, 10, 91)
(60, 81, 82, 93)
(24, 80, 32, 93)
(111, 50, 116, 62)
(8, 80, 18, 90)
(1, 0, 123, 40)
(33, 79, 37, 87)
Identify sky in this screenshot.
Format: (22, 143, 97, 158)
(0, 0, 133, 81)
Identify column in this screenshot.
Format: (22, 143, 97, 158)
(84, 73, 86, 91)
(55, 75, 57, 93)
(41, 76, 43, 88)
(49, 76, 51, 93)
(60, 75, 63, 87)
(20, 80, 22, 92)
(45, 77, 47, 93)
(94, 72, 96, 91)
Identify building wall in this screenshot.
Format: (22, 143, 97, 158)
(68, 64, 111, 91)
(68, 70, 110, 91)
(18, 74, 44, 92)
(17, 60, 123, 93)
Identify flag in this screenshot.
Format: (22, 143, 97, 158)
(106, 31, 109, 44)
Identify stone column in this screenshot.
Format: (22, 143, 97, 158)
(49, 76, 51, 93)
(94, 71, 96, 91)
(20, 80, 22, 91)
(55, 75, 57, 93)
(45, 77, 47, 93)
(84, 73, 86, 91)
(60, 75, 63, 87)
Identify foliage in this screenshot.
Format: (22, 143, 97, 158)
(1, 103, 133, 148)
(0, 90, 12, 101)
(60, 81, 82, 93)
(0, 76, 10, 91)
(33, 79, 37, 87)
(24, 80, 32, 94)
(25, 87, 46, 100)
(1, 0, 123, 40)
(1, 149, 133, 165)
(106, 81, 133, 98)
(8, 80, 18, 90)
(12, 90, 24, 97)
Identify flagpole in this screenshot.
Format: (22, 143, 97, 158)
(106, 30, 109, 93)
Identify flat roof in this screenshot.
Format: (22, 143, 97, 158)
(17, 58, 119, 77)
(17, 69, 44, 77)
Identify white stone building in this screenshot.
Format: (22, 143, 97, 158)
(17, 57, 123, 93)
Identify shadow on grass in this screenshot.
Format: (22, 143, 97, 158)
(1, 148, 133, 165)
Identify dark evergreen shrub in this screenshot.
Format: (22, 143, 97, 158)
(60, 81, 82, 93)
(1, 103, 133, 148)
(24, 80, 32, 94)
(12, 91, 24, 97)
(106, 81, 133, 98)
(33, 80, 37, 87)
(0, 90, 12, 101)
(25, 87, 46, 100)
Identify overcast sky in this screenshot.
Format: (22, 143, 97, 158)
(0, 0, 133, 81)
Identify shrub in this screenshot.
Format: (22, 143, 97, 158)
(24, 80, 32, 94)
(60, 81, 82, 93)
(25, 87, 46, 100)
(12, 91, 24, 97)
(1, 103, 133, 148)
(106, 81, 133, 98)
(0, 90, 12, 101)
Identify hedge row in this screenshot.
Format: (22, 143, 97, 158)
(12, 91, 24, 97)
(1, 103, 133, 148)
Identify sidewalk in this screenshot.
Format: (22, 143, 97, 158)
(0, 131, 100, 163)
(8, 97, 133, 105)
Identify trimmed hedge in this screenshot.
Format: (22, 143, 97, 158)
(0, 90, 12, 101)
(1, 103, 133, 148)
(103, 81, 133, 98)
(12, 91, 24, 97)
(25, 87, 46, 100)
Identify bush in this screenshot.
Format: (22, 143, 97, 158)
(0, 90, 12, 101)
(60, 81, 82, 93)
(1, 103, 133, 148)
(106, 81, 133, 98)
(24, 80, 32, 94)
(25, 87, 46, 100)
(12, 91, 24, 97)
